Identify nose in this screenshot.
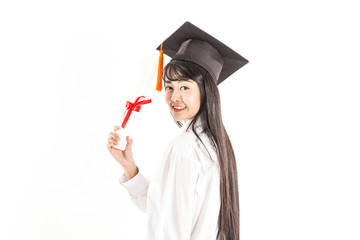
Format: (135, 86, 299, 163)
(170, 88, 181, 102)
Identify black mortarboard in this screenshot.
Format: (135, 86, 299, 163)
(155, 21, 248, 91)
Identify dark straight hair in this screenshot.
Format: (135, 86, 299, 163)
(163, 60, 240, 240)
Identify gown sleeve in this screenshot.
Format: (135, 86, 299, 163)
(119, 170, 149, 213)
(155, 147, 201, 240)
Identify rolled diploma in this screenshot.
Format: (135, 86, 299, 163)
(113, 60, 156, 150)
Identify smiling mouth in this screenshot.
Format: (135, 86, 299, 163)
(172, 106, 186, 112)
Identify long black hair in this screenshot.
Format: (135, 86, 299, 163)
(163, 60, 240, 240)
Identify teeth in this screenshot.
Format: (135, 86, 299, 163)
(174, 106, 185, 110)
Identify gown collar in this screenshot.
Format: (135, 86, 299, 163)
(180, 118, 203, 133)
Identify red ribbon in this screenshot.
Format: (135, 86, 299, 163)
(121, 96, 152, 129)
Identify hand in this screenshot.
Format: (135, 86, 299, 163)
(107, 126, 138, 180)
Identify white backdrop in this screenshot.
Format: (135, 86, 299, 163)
(1, 0, 359, 239)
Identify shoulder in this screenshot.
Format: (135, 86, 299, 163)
(167, 129, 219, 168)
(169, 131, 199, 157)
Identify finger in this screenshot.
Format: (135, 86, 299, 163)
(109, 132, 120, 141)
(124, 136, 133, 151)
(107, 141, 118, 148)
(114, 125, 120, 131)
(108, 138, 118, 145)
(107, 143, 118, 151)
(106, 143, 112, 151)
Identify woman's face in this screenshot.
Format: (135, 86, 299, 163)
(164, 79, 201, 122)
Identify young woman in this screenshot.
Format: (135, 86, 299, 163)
(107, 22, 248, 240)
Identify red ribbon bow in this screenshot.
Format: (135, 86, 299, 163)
(121, 96, 152, 129)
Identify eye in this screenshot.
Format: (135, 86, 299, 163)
(180, 86, 189, 90)
(165, 86, 173, 91)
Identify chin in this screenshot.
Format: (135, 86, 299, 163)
(173, 117, 183, 122)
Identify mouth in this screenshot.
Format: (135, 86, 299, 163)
(172, 105, 186, 112)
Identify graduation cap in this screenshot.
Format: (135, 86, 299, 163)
(156, 21, 248, 91)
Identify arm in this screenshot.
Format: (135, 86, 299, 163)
(155, 151, 200, 239)
(119, 168, 149, 213)
(107, 127, 149, 211)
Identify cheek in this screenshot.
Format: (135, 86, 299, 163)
(184, 91, 201, 110)
(165, 93, 171, 104)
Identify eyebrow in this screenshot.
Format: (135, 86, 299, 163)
(165, 80, 188, 84)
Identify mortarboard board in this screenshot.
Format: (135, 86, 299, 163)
(156, 21, 248, 91)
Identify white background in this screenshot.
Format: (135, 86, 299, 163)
(1, 0, 359, 239)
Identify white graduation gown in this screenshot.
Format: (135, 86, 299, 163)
(119, 121, 221, 239)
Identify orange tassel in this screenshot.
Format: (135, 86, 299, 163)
(156, 42, 164, 92)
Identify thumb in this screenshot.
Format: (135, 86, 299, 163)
(124, 136, 133, 151)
